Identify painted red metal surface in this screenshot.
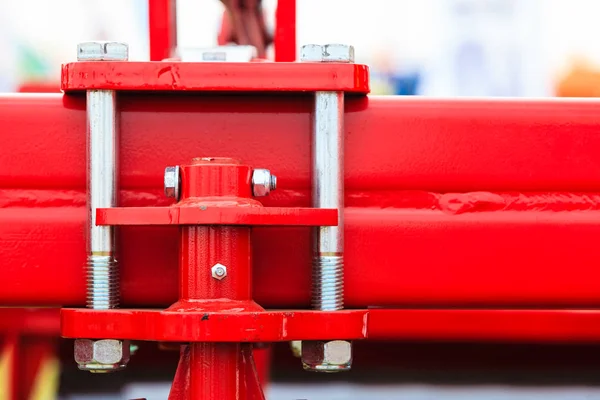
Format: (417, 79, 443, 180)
(367, 309, 600, 343)
(60, 62, 370, 93)
(4, 95, 600, 314)
(61, 308, 367, 341)
(97, 206, 336, 226)
(148, 0, 177, 61)
(274, 0, 296, 62)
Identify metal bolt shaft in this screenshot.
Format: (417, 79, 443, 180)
(301, 44, 353, 372)
(80, 42, 128, 310)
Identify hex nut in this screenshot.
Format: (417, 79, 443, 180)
(252, 169, 276, 197)
(75, 339, 130, 373)
(300, 44, 355, 63)
(77, 41, 129, 61)
(301, 340, 352, 372)
(211, 263, 227, 280)
(164, 166, 180, 200)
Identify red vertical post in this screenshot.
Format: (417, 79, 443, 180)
(169, 158, 265, 400)
(274, 0, 296, 61)
(148, 0, 177, 61)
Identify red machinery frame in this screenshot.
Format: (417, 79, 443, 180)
(7, 37, 600, 397)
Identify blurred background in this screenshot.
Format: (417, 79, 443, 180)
(2, 0, 600, 96)
(5, 0, 600, 398)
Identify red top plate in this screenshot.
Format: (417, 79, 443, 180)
(61, 61, 370, 93)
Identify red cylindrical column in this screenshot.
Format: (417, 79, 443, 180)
(173, 158, 262, 400)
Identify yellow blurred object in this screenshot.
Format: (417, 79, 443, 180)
(556, 59, 600, 97)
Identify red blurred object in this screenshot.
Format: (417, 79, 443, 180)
(274, 0, 296, 61)
(149, 0, 177, 61)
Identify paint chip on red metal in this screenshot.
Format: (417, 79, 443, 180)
(61, 62, 370, 93)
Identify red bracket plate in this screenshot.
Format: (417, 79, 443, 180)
(61, 308, 368, 342)
(96, 206, 337, 226)
(61, 62, 370, 94)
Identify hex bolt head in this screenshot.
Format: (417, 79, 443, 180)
(300, 44, 355, 63)
(301, 340, 352, 372)
(252, 169, 277, 197)
(164, 166, 180, 200)
(75, 339, 131, 373)
(211, 263, 227, 280)
(77, 41, 129, 61)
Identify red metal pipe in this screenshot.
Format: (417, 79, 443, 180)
(274, 0, 296, 61)
(148, 0, 177, 61)
(4, 95, 600, 308)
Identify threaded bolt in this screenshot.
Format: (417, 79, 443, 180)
(86, 255, 119, 309)
(311, 255, 344, 310)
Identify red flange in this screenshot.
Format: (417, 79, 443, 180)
(61, 62, 370, 93)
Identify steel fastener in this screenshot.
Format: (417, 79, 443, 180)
(300, 44, 355, 63)
(252, 169, 277, 197)
(75, 339, 131, 373)
(211, 263, 227, 280)
(164, 166, 181, 200)
(301, 340, 352, 372)
(77, 41, 129, 61)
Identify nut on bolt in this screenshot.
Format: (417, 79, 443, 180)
(77, 41, 129, 61)
(211, 263, 227, 280)
(252, 169, 277, 197)
(301, 340, 352, 372)
(300, 44, 355, 63)
(164, 166, 180, 200)
(75, 339, 130, 373)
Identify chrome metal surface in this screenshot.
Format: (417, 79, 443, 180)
(164, 166, 180, 200)
(300, 44, 355, 63)
(252, 169, 277, 197)
(211, 263, 228, 280)
(82, 42, 127, 314)
(77, 42, 129, 61)
(75, 339, 130, 373)
(302, 44, 353, 372)
(301, 340, 352, 372)
(311, 91, 345, 311)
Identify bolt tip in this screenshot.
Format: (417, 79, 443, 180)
(270, 175, 277, 190)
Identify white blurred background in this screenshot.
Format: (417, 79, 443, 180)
(2, 0, 600, 96)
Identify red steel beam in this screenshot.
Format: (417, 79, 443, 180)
(2, 95, 600, 308)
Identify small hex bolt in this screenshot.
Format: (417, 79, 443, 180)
(164, 166, 180, 200)
(75, 339, 131, 373)
(301, 340, 352, 373)
(300, 44, 355, 63)
(77, 41, 129, 61)
(211, 263, 227, 280)
(252, 169, 277, 197)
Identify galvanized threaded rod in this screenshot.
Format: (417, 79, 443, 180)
(86, 89, 119, 309)
(300, 44, 354, 373)
(312, 91, 344, 311)
(79, 42, 128, 310)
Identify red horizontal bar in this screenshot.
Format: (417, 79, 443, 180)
(367, 309, 600, 343)
(3, 95, 600, 310)
(61, 308, 367, 341)
(2, 95, 600, 193)
(96, 206, 337, 226)
(61, 307, 600, 343)
(61, 62, 370, 93)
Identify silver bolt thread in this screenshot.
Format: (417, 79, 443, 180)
(86, 255, 119, 309)
(270, 175, 277, 190)
(311, 255, 344, 311)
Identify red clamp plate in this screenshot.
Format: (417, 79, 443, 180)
(61, 62, 370, 94)
(96, 206, 337, 226)
(61, 308, 368, 342)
